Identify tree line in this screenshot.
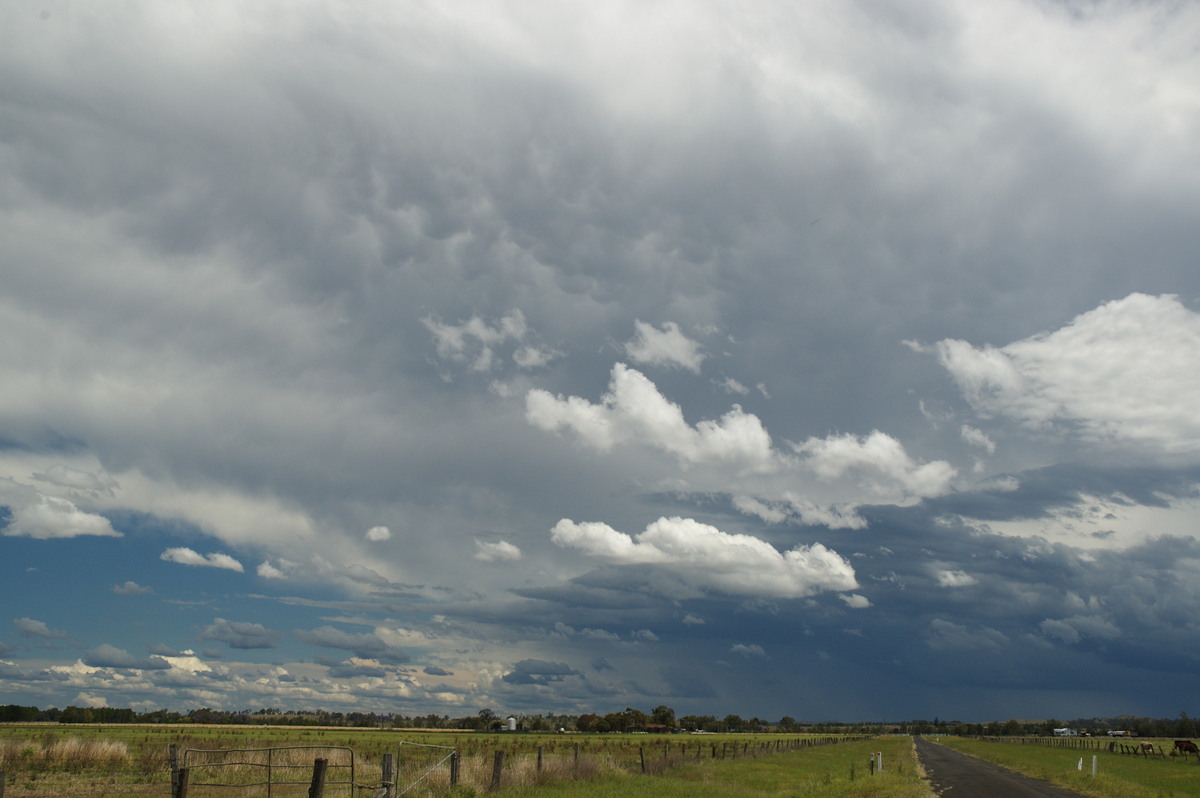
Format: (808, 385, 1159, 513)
(0, 703, 1195, 739)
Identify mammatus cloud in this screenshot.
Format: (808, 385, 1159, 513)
(473, 539, 522, 562)
(527, 363, 776, 472)
(160, 548, 244, 572)
(0, 478, 119, 539)
(624, 321, 705, 373)
(551, 516, 858, 598)
(936, 294, 1200, 458)
(423, 310, 557, 373)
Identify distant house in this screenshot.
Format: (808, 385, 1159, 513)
(1053, 728, 1078, 737)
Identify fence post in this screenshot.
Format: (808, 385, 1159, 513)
(177, 767, 189, 798)
(573, 743, 579, 776)
(309, 758, 328, 798)
(489, 750, 505, 791)
(537, 745, 544, 772)
(639, 746, 646, 773)
(450, 751, 459, 786)
(170, 744, 179, 798)
(381, 753, 394, 798)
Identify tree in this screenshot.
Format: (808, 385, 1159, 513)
(651, 705, 676, 729)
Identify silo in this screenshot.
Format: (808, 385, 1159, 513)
(506, 716, 517, 732)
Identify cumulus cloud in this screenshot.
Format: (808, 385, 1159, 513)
(0, 478, 119, 539)
(257, 561, 286, 579)
(960, 425, 996, 455)
(527, 363, 776, 471)
(936, 294, 1200, 459)
(294, 625, 409, 664)
(14, 617, 67, 638)
(551, 516, 857, 598)
(160, 548, 244, 572)
(624, 321, 705, 373)
(795, 430, 957, 500)
(473, 539, 522, 562)
(199, 618, 281, 649)
(839, 593, 872, 608)
(83, 644, 170, 670)
(936, 570, 979, 588)
(366, 525, 391, 542)
(113, 581, 152, 595)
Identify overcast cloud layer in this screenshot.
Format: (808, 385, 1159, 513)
(2, 0, 1200, 723)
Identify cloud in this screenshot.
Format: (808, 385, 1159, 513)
(294, 626, 408, 664)
(113, 581, 152, 595)
(839, 593, 872, 608)
(729, 643, 766, 658)
(0, 477, 119, 539)
(551, 516, 857, 598)
(366, 526, 391, 542)
(14, 617, 67, 639)
(935, 570, 979, 588)
(257, 561, 286, 579)
(473, 539, 522, 562)
(936, 294, 1200, 459)
(423, 311, 529, 372)
(199, 618, 282, 650)
(527, 363, 776, 471)
(960, 425, 996, 455)
(624, 321, 705, 373)
(795, 430, 957, 500)
(32, 465, 119, 497)
(160, 547, 244, 572)
(1040, 615, 1122, 645)
(83, 644, 170, 670)
(924, 619, 1009, 651)
(501, 659, 580, 685)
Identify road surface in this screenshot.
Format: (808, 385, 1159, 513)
(915, 737, 1091, 797)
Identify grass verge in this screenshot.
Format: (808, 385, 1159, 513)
(931, 736, 1200, 798)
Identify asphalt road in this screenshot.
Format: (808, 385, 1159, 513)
(915, 737, 1091, 797)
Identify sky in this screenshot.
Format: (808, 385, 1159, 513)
(2, 0, 1200, 724)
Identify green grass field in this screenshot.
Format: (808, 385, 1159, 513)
(931, 736, 1200, 798)
(0, 725, 931, 797)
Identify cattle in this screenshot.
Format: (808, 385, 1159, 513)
(1140, 742, 1155, 753)
(1174, 740, 1199, 755)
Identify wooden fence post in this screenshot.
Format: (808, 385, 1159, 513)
(489, 750, 505, 791)
(176, 767, 189, 798)
(573, 743, 579, 775)
(169, 744, 179, 798)
(449, 751, 459, 786)
(537, 745, 544, 772)
(639, 746, 646, 774)
(308, 757, 328, 798)
(381, 752, 394, 798)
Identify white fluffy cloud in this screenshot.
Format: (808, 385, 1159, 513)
(160, 547, 245, 572)
(527, 363, 776, 472)
(0, 477, 119, 539)
(795, 430, 957, 500)
(473, 539, 522, 562)
(937, 294, 1200, 459)
(551, 516, 857, 598)
(624, 321, 705, 373)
